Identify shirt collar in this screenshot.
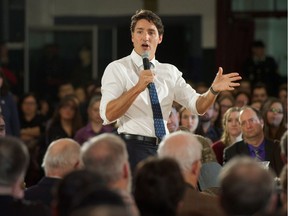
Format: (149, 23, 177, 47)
(247, 140, 265, 151)
(131, 49, 156, 69)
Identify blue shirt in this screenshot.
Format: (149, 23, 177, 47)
(247, 140, 266, 161)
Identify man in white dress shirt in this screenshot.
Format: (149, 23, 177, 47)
(100, 9, 241, 172)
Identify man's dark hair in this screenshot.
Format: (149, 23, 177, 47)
(130, 9, 164, 35)
(252, 40, 265, 48)
(240, 105, 263, 121)
(134, 157, 185, 216)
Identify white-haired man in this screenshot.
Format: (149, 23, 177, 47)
(25, 138, 81, 206)
(81, 133, 139, 216)
(158, 131, 225, 216)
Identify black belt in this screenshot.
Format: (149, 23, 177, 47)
(120, 133, 160, 145)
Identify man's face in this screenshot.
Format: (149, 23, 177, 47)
(167, 108, 179, 133)
(239, 108, 263, 141)
(252, 88, 267, 103)
(131, 19, 162, 59)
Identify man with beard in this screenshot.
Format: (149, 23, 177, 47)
(223, 106, 284, 176)
(195, 105, 221, 142)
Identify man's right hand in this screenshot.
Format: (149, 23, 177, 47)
(136, 69, 155, 91)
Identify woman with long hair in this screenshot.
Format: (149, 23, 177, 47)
(46, 94, 83, 145)
(262, 97, 287, 141)
(212, 107, 242, 165)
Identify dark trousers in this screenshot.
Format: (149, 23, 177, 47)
(120, 136, 158, 175)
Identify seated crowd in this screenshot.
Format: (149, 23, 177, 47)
(0, 69, 287, 216)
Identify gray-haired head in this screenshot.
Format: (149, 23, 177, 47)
(157, 131, 202, 172)
(0, 136, 29, 186)
(81, 133, 129, 185)
(42, 138, 81, 177)
(219, 156, 275, 215)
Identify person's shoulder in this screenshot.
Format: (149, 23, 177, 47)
(11, 199, 50, 216)
(224, 140, 244, 152)
(156, 61, 179, 70)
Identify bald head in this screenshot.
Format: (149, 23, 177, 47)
(42, 138, 81, 177)
(158, 131, 202, 172)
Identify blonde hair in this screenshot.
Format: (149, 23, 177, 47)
(221, 107, 241, 146)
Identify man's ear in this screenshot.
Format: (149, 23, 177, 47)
(123, 162, 129, 179)
(158, 34, 163, 44)
(191, 160, 201, 175)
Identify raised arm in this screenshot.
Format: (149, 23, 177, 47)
(196, 67, 241, 115)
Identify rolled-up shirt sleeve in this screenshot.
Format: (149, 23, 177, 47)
(100, 62, 126, 125)
(172, 67, 201, 115)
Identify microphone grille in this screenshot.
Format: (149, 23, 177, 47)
(142, 51, 149, 59)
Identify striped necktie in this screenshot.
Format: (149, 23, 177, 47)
(253, 149, 262, 161)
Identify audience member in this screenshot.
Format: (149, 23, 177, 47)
(25, 138, 81, 207)
(195, 105, 221, 142)
(57, 81, 75, 102)
(70, 205, 131, 216)
(52, 169, 107, 216)
(211, 100, 220, 127)
(36, 43, 68, 102)
(158, 131, 226, 216)
(223, 106, 284, 176)
(194, 134, 222, 193)
(81, 133, 139, 216)
(179, 107, 199, 133)
(0, 136, 50, 216)
(134, 157, 186, 216)
(19, 93, 46, 187)
(262, 97, 287, 141)
(236, 79, 252, 95)
(0, 42, 18, 92)
(234, 91, 250, 108)
(212, 107, 242, 164)
(218, 94, 235, 121)
(167, 106, 179, 133)
(71, 45, 93, 87)
(0, 70, 20, 136)
(219, 157, 277, 216)
(19, 92, 46, 144)
(251, 99, 263, 111)
(46, 94, 83, 145)
(252, 82, 268, 103)
(242, 40, 280, 96)
(74, 95, 115, 145)
(69, 189, 131, 216)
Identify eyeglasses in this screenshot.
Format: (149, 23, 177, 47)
(268, 108, 283, 114)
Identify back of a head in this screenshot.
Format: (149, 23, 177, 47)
(0, 136, 29, 187)
(71, 205, 130, 216)
(134, 157, 186, 216)
(42, 138, 81, 176)
(81, 133, 128, 184)
(54, 169, 107, 216)
(158, 131, 202, 172)
(219, 157, 275, 215)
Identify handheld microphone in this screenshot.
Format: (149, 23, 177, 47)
(142, 52, 150, 70)
(142, 52, 152, 88)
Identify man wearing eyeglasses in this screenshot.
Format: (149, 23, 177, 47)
(223, 106, 284, 176)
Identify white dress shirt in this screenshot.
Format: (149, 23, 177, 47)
(100, 50, 200, 137)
